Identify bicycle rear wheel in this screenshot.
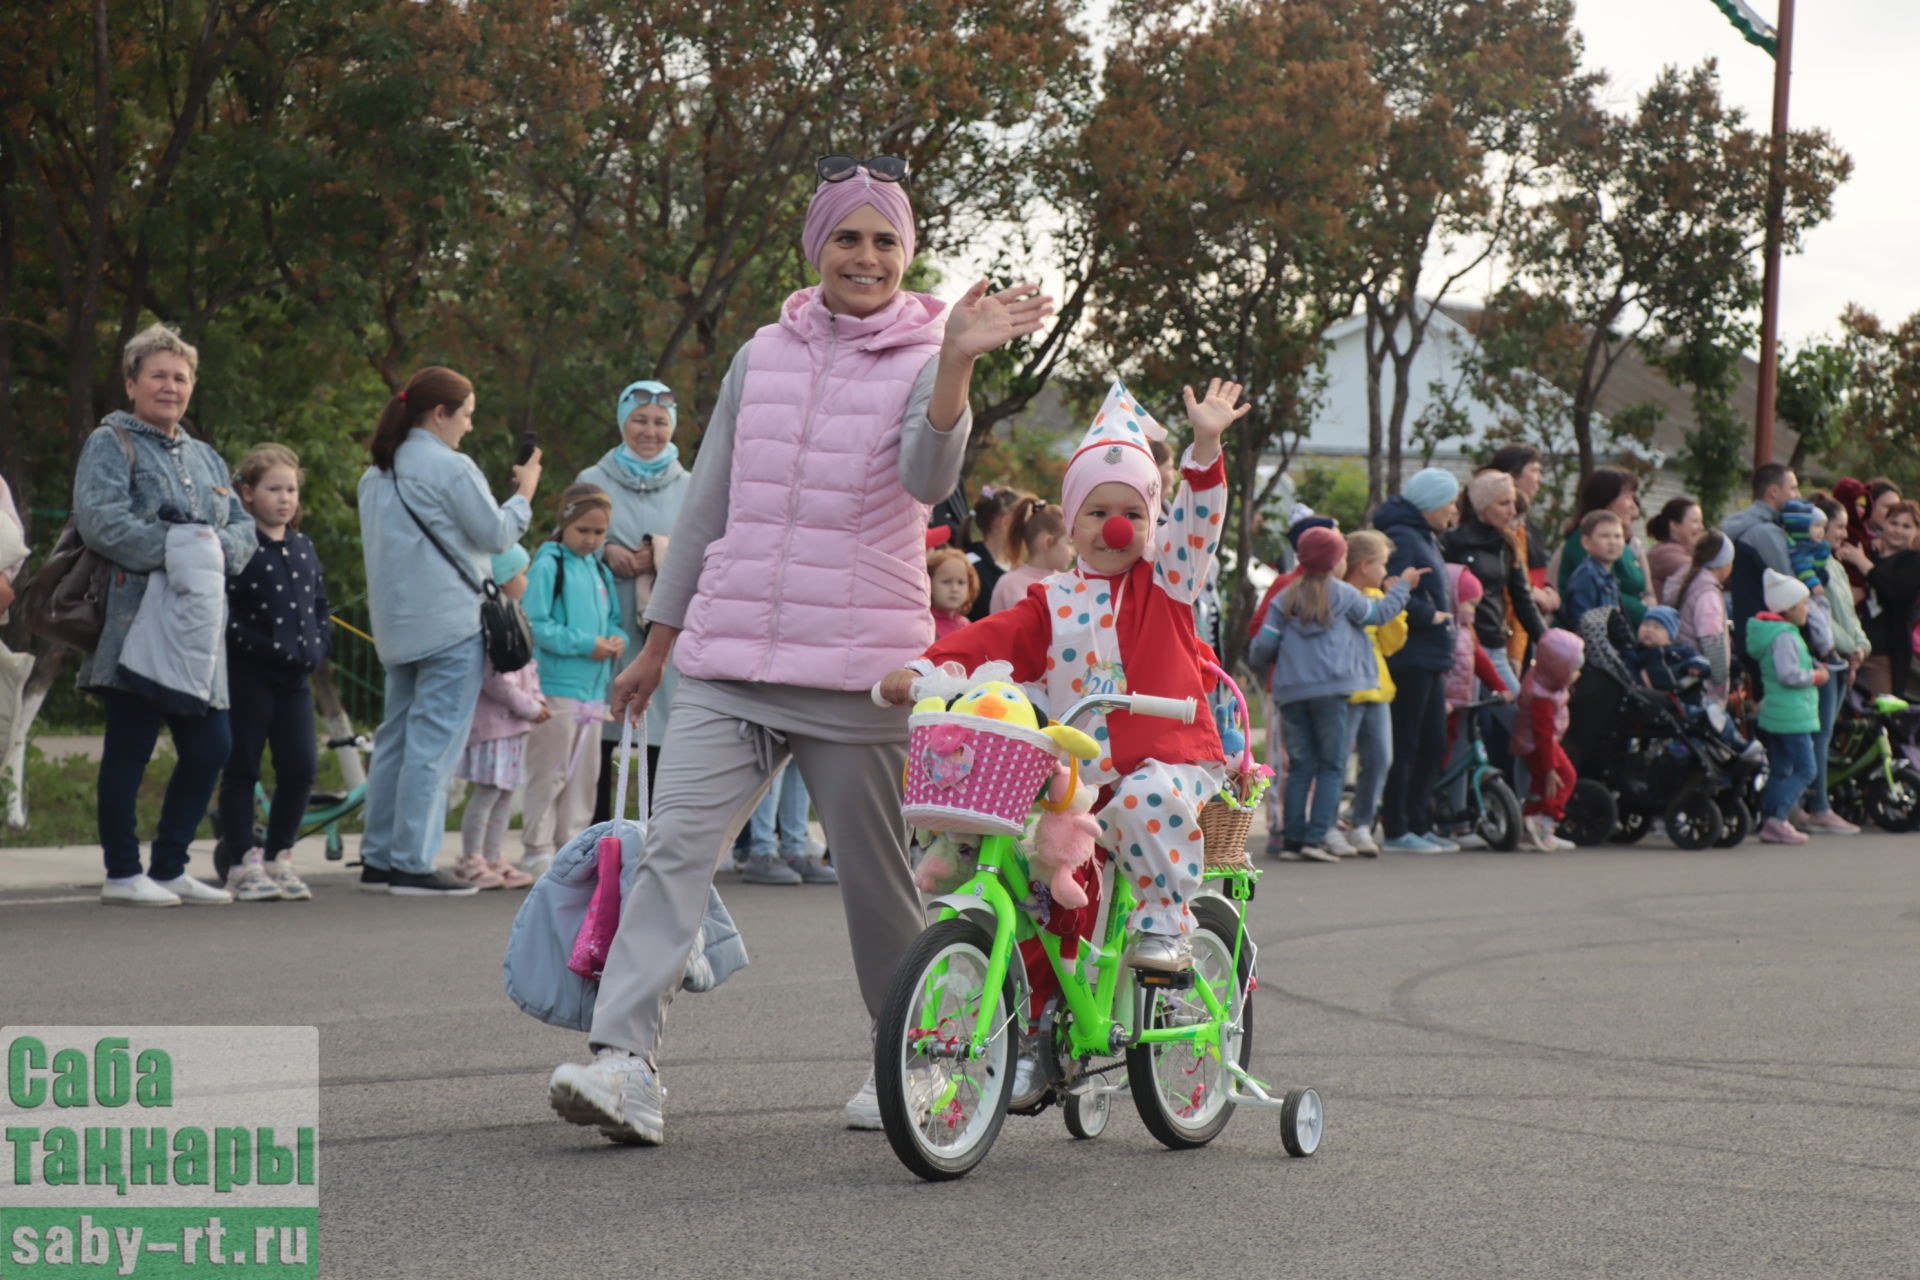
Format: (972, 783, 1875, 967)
(874, 919, 1017, 1181)
(1126, 897, 1252, 1149)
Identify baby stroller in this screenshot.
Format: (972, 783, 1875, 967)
(1559, 654, 1764, 849)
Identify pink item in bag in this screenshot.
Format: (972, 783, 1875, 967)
(567, 833, 623, 983)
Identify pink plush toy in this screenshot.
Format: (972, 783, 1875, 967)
(1028, 764, 1100, 909)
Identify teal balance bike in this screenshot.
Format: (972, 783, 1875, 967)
(874, 686, 1322, 1181)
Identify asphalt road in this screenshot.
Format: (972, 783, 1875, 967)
(2, 835, 1916, 1280)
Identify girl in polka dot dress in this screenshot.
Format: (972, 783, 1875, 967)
(882, 379, 1247, 971)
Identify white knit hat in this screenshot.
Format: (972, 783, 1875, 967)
(1763, 567, 1809, 614)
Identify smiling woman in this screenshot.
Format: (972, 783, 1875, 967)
(544, 158, 1056, 1148)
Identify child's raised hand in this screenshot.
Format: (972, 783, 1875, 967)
(1182, 379, 1249, 464)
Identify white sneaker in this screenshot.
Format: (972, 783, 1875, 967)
(101, 875, 180, 908)
(549, 1049, 665, 1145)
(1524, 816, 1557, 853)
(1296, 844, 1339, 863)
(1454, 832, 1490, 851)
(1346, 826, 1380, 857)
(519, 852, 554, 878)
(267, 854, 312, 901)
(153, 873, 234, 905)
(1323, 828, 1356, 857)
(224, 850, 284, 902)
(844, 1068, 883, 1130)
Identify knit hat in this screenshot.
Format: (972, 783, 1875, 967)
(1060, 381, 1168, 544)
(1642, 605, 1683, 640)
(618, 379, 676, 431)
(1403, 467, 1460, 513)
(1780, 498, 1817, 540)
(491, 544, 530, 586)
(1285, 514, 1337, 550)
(1532, 628, 1586, 689)
(801, 168, 916, 271)
(1704, 531, 1735, 570)
(1465, 469, 1513, 517)
(1295, 526, 1347, 576)
(1763, 567, 1810, 613)
(1447, 562, 1483, 604)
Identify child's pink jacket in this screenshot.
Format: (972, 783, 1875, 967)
(467, 659, 546, 748)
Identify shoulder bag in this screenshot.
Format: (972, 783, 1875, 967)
(19, 425, 136, 652)
(391, 473, 534, 673)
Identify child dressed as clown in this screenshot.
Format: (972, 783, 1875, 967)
(878, 378, 1248, 971)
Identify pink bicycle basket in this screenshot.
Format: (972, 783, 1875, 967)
(903, 711, 1060, 837)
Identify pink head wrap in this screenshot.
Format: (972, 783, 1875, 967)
(1060, 383, 1168, 556)
(801, 169, 917, 271)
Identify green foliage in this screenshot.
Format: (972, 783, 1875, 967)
(970, 424, 1073, 510)
(1776, 341, 1853, 470)
(1293, 460, 1370, 538)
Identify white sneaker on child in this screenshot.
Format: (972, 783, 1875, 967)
(1323, 828, 1356, 857)
(224, 850, 284, 902)
(549, 1048, 666, 1145)
(266, 854, 311, 901)
(843, 1068, 883, 1130)
(1346, 826, 1379, 857)
(1125, 934, 1194, 972)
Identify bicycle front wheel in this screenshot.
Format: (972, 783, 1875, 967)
(874, 918, 1017, 1181)
(1126, 897, 1253, 1149)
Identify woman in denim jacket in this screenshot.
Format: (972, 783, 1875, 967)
(77, 324, 256, 907)
(356, 365, 541, 895)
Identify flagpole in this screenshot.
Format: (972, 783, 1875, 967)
(1753, 0, 1795, 469)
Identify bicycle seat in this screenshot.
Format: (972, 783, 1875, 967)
(307, 791, 351, 808)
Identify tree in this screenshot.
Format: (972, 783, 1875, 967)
(1349, 0, 1586, 509)
(1072, 0, 1386, 659)
(1836, 305, 1920, 489)
(1509, 61, 1850, 478)
(1776, 339, 1854, 473)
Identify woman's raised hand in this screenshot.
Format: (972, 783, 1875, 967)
(511, 447, 543, 502)
(1182, 379, 1250, 465)
(942, 279, 1056, 361)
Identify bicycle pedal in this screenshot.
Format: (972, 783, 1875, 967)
(1132, 968, 1196, 990)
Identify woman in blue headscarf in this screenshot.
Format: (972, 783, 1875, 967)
(577, 379, 690, 815)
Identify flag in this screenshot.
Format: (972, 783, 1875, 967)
(1708, 0, 1779, 57)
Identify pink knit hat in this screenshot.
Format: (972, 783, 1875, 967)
(1447, 562, 1483, 604)
(801, 169, 916, 271)
(1532, 628, 1586, 689)
(1295, 526, 1347, 576)
(1061, 382, 1167, 548)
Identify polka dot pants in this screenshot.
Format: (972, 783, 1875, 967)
(1096, 759, 1226, 939)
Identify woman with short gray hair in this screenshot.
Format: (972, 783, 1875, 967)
(77, 323, 256, 907)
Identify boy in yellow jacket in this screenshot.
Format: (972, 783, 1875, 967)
(1338, 530, 1407, 856)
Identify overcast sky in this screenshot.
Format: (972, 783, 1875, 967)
(1560, 0, 1917, 346)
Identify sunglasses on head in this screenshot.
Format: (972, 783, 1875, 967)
(817, 154, 910, 185)
(627, 389, 675, 409)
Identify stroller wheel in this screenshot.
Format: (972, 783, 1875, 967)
(1608, 810, 1651, 845)
(1664, 786, 1723, 850)
(1558, 779, 1617, 847)
(1714, 795, 1752, 848)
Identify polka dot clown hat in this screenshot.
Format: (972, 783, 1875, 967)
(1062, 381, 1170, 545)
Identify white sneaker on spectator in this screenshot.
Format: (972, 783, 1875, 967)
(266, 854, 312, 900)
(1346, 826, 1380, 857)
(1800, 810, 1860, 835)
(153, 873, 234, 905)
(1296, 844, 1340, 864)
(1454, 832, 1490, 851)
(519, 852, 554, 878)
(1323, 828, 1356, 857)
(101, 875, 180, 908)
(224, 850, 284, 902)
(549, 1048, 665, 1145)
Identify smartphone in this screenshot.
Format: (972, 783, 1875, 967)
(515, 431, 538, 465)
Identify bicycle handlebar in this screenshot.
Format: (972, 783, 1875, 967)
(1056, 691, 1196, 730)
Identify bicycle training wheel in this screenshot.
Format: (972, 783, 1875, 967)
(1063, 1087, 1112, 1140)
(874, 919, 1017, 1181)
(1126, 897, 1252, 1150)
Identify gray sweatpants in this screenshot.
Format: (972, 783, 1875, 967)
(587, 684, 920, 1061)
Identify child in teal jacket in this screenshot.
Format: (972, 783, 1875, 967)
(1747, 569, 1827, 846)
(519, 484, 628, 872)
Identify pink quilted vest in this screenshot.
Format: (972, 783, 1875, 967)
(674, 286, 948, 691)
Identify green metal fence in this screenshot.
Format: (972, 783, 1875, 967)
(327, 594, 385, 727)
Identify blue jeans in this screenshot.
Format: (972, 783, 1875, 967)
(1346, 701, 1392, 828)
(98, 690, 232, 880)
(1804, 668, 1848, 815)
(1761, 731, 1817, 822)
(360, 635, 485, 873)
(738, 762, 815, 859)
(1281, 695, 1351, 846)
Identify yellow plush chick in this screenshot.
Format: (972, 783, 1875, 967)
(911, 696, 948, 715)
(1041, 724, 1101, 761)
(946, 681, 1043, 729)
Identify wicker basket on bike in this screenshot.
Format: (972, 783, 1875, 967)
(1197, 664, 1272, 870)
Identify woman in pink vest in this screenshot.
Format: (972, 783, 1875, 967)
(546, 157, 1055, 1146)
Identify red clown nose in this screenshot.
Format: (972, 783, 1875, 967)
(1102, 516, 1135, 552)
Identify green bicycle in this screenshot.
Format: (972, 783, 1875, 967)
(874, 689, 1322, 1181)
